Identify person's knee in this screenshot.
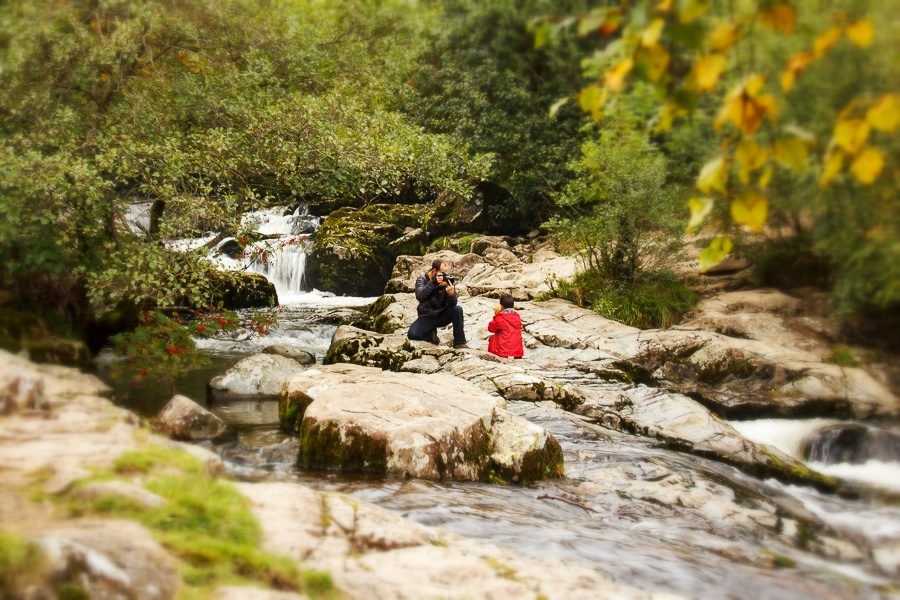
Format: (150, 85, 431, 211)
(452, 305, 463, 317)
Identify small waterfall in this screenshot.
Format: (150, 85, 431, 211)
(801, 423, 900, 465)
(244, 237, 311, 296)
(731, 418, 900, 493)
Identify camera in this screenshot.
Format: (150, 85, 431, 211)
(438, 272, 455, 285)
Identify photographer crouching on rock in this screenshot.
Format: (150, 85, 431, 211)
(407, 258, 468, 349)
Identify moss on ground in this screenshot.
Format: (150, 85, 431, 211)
(52, 444, 339, 599)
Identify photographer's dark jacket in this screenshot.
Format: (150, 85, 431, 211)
(414, 271, 458, 318)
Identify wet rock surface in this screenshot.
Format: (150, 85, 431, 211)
(208, 353, 307, 401)
(155, 394, 231, 440)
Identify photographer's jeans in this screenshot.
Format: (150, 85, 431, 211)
(408, 305, 466, 346)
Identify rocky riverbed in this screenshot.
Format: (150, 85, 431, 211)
(3, 237, 898, 598)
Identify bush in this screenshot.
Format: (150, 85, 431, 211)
(546, 268, 696, 329)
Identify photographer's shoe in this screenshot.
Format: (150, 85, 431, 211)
(453, 342, 470, 349)
(428, 330, 439, 344)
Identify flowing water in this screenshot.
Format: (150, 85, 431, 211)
(101, 206, 900, 599)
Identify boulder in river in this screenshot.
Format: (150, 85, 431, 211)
(155, 394, 230, 440)
(262, 344, 316, 366)
(208, 354, 306, 401)
(279, 363, 564, 483)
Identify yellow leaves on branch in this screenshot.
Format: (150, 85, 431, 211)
(781, 52, 813, 92)
(735, 139, 768, 184)
(696, 156, 728, 194)
(707, 22, 742, 53)
(579, 85, 606, 122)
(814, 27, 842, 58)
(759, 3, 795, 34)
(691, 54, 727, 93)
(654, 100, 689, 133)
(866, 94, 899, 132)
(846, 19, 875, 48)
(605, 58, 633, 92)
(821, 94, 896, 187)
(637, 43, 671, 82)
(731, 193, 768, 233)
(686, 197, 714, 234)
(642, 19, 666, 47)
(819, 150, 844, 188)
(679, 0, 710, 24)
(773, 137, 808, 172)
(850, 148, 884, 184)
(834, 119, 871, 154)
(715, 75, 778, 134)
(699, 236, 733, 272)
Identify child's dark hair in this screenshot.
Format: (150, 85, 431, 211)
(500, 293, 514, 309)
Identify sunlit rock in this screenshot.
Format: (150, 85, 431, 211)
(155, 394, 230, 441)
(208, 354, 306, 401)
(279, 363, 563, 483)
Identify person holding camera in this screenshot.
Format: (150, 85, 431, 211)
(407, 258, 468, 349)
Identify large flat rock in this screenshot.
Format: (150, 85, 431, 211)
(279, 363, 563, 483)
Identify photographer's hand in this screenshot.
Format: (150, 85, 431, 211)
(446, 283, 455, 295)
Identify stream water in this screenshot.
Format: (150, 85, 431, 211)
(100, 207, 900, 599)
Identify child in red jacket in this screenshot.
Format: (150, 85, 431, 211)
(487, 294, 524, 358)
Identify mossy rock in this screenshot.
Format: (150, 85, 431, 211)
(306, 204, 432, 296)
(0, 309, 92, 369)
(204, 269, 278, 310)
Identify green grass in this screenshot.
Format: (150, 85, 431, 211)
(827, 345, 860, 367)
(541, 269, 697, 329)
(0, 530, 42, 596)
(61, 445, 339, 599)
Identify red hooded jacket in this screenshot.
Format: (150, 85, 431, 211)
(487, 309, 524, 358)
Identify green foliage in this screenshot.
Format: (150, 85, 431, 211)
(545, 269, 696, 329)
(407, 0, 590, 226)
(540, 0, 899, 320)
(71, 445, 338, 597)
(0, 0, 486, 368)
(548, 114, 685, 287)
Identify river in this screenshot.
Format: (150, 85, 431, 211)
(99, 206, 900, 599)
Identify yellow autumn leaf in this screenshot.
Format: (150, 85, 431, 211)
(637, 43, 671, 82)
(744, 74, 765, 96)
(579, 85, 607, 122)
(731, 193, 768, 233)
(819, 150, 844, 188)
(833, 119, 871, 154)
(656, 0, 673, 11)
(698, 236, 733, 272)
(846, 19, 874, 47)
(600, 9, 622, 36)
(708, 22, 742, 53)
(692, 54, 727, 93)
(715, 75, 776, 134)
(759, 4, 796, 34)
(780, 51, 814, 92)
(866, 93, 899, 132)
(680, 0, 710, 24)
(696, 156, 729, 194)
(773, 137, 808, 172)
(850, 147, 884, 184)
(814, 27, 842, 58)
(758, 165, 774, 189)
(654, 100, 689, 133)
(735, 139, 768, 184)
(605, 58, 634, 92)
(642, 19, 666, 46)
(686, 197, 714, 233)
